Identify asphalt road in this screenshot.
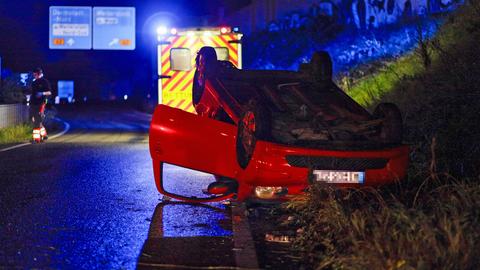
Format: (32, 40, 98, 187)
(0, 105, 240, 269)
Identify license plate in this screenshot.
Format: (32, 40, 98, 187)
(312, 170, 365, 184)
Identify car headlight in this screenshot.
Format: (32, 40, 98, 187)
(254, 186, 287, 199)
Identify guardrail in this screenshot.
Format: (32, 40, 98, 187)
(0, 103, 29, 129)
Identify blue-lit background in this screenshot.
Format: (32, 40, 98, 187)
(0, 0, 460, 104)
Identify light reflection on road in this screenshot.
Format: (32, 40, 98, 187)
(162, 163, 221, 200)
(159, 203, 231, 237)
(146, 202, 232, 238)
(137, 165, 235, 268)
(137, 202, 235, 268)
(0, 106, 235, 269)
(159, 164, 233, 237)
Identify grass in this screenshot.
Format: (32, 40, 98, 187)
(0, 123, 32, 145)
(287, 178, 480, 270)
(280, 1, 480, 269)
(344, 55, 422, 107)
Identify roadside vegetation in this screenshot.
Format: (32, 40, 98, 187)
(0, 124, 32, 145)
(0, 73, 27, 104)
(338, 55, 422, 107)
(283, 1, 480, 269)
(0, 73, 32, 146)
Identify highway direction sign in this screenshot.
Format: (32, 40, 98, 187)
(93, 7, 136, 50)
(49, 6, 92, 50)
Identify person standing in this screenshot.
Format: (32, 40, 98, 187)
(29, 68, 52, 140)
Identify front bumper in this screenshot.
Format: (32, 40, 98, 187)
(234, 140, 409, 201)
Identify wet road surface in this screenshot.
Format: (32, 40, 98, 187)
(0, 105, 242, 269)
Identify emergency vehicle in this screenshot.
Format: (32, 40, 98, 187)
(156, 26, 242, 112)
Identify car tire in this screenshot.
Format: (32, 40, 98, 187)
(236, 99, 271, 169)
(312, 51, 333, 82)
(373, 103, 403, 144)
(192, 47, 217, 107)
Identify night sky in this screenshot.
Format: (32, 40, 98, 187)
(0, 0, 249, 100)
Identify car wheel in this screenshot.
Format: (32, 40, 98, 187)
(373, 103, 403, 144)
(236, 100, 271, 169)
(192, 47, 217, 107)
(311, 51, 333, 82)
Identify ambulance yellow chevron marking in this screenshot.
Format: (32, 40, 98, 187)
(160, 32, 241, 113)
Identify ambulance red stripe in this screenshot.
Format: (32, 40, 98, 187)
(168, 69, 193, 92)
(218, 35, 238, 57)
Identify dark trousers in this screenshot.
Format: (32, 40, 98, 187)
(29, 104, 43, 128)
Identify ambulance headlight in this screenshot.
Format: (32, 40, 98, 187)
(156, 26, 168, 35)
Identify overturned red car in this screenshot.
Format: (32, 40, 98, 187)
(149, 46, 409, 202)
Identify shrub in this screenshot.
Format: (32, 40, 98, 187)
(288, 177, 480, 270)
(0, 74, 26, 104)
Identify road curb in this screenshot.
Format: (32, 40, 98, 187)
(231, 202, 260, 269)
(0, 117, 70, 152)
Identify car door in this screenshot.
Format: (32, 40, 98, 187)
(150, 104, 239, 180)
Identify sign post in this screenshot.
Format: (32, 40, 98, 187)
(93, 7, 136, 50)
(49, 6, 92, 50)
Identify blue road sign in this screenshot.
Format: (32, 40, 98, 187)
(49, 6, 92, 50)
(58, 80, 74, 99)
(93, 7, 136, 50)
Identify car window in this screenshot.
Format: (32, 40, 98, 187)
(171, 48, 192, 71)
(214, 47, 229, 61)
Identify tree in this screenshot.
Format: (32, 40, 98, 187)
(0, 74, 26, 104)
